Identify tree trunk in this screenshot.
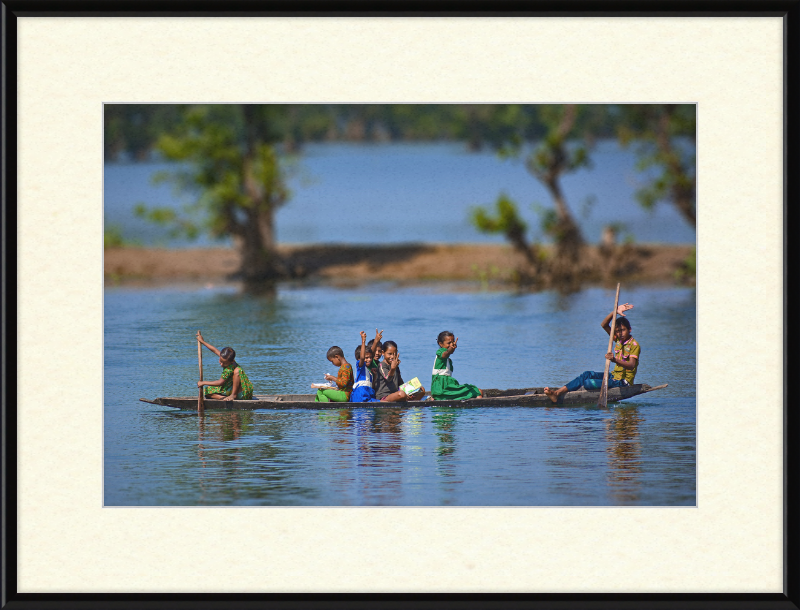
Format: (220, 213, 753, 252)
(235, 139, 288, 286)
(544, 176, 584, 256)
(236, 214, 287, 284)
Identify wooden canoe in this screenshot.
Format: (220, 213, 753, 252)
(140, 383, 667, 410)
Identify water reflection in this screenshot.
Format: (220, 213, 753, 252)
(318, 408, 408, 503)
(196, 412, 254, 503)
(430, 408, 458, 459)
(188, 410, 319, 505)
(370, 408, 405, 463)
(605, 406, 644, 504)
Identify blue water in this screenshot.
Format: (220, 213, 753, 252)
(103, 141, 696, 247)
(104, 283, 696, 506)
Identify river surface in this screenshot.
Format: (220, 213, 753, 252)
(104, 283, 696, 506)
(104, 140, 696, 247)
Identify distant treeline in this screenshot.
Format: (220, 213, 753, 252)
(104, 103, 695, 161)
(108, 103, 695, 291)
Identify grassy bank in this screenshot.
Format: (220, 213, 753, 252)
(104, 243, 696, 289)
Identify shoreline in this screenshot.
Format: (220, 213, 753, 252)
(104, 243, 695, 289)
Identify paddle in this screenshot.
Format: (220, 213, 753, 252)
(197, 330, 204, 412)
(597, 283, 621, 408)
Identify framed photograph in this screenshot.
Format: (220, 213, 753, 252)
(3, 2, 795, 607)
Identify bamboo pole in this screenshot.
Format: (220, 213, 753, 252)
(598, 284, 621, 408)
(197, 330, 205, 413)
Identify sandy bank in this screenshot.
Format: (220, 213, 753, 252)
(104, 243, 695, 288)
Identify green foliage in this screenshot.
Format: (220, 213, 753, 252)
(525, 106, 593, 181)
(104, 224, 141, 248)
(125, 105, 295, 282)
(145, 105, 290, 240)
(615, 104, 696, 224)
(685, 247, 696, 274)
(103, 224, 127, 248)
(471, 263, 502, 291)
(133, 203, 200, 240)
(537, 207, 559, 237)
(470, 194, 529, 250)
(675, 247, 696, 282)
(133, 203, 176, 224)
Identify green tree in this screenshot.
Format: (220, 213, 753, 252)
(138, 105, 294, 287)
(522, 104, 591, 254)
(615, 104, 696, 225)
(471, 194, 536, 265)
(468, 105, 595, 280)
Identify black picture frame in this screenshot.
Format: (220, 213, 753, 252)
(2, 2, 796, 609)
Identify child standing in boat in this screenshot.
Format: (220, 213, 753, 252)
(544, 303, 639, 403)
(195, 332, 254, 401)
(350, 330, 382, 403)
(430, 331, 482, 400)
(316, 346, 354, 403)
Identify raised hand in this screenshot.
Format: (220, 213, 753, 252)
(375, 329, 383, 341)
(617, 303, 634, 316)
(391, 355, 400, 369)
(360, 331, 367, 342)
(452, 337, 459, 350)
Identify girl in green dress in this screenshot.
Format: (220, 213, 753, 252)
(430, 331, 482, 400)
(196, 332, 254, 401)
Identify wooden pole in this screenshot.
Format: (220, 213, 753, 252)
(197, 330, 205, 413)
(598, 283, 621, 408)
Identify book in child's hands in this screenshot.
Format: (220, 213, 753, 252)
(399, 377, 422, 396)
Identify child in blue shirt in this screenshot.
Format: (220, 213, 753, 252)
(351, 330, 381, 403)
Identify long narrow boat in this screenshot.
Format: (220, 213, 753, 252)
(140, 383, 667, 410)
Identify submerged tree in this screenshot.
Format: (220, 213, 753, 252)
(468, 104, 596, 288)
(136, 105, 295, 288)
(469, 105, 593, 248)
(523, 104, 591, 257)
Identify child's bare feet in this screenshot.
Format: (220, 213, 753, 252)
(543, 387, 559, 404)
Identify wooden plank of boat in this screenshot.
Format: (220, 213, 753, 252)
(140, 383, 667, 410)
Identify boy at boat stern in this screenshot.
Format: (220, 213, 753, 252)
(544, 303, 640, 403)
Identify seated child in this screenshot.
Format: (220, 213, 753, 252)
(350, 330, 382, 403)
(375, 340, 426, 402)
(544, 303, 640, 403)
(367, 336, 384, 365)
(315, 345, 354, 403)
(430, 331, 482, 400)
(195, 332, 254, 401)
